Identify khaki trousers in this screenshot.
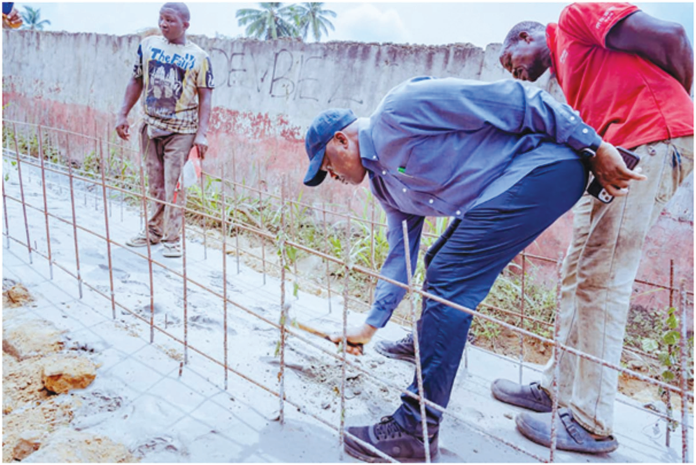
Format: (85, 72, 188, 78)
(540, 136, 693, 436)
(140, 125, 195, 244)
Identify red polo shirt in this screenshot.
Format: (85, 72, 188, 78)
(546, 3, 693, 149)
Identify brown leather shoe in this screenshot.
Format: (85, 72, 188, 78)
(516, 408, 619, 454)
(491, 380, 552, 412)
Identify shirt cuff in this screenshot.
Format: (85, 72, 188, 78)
(365, 305, 391, 328)
(565, 123, 603, 153)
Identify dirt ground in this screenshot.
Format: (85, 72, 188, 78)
(2, 282, 136, 463)
(471, 326, 694, 414)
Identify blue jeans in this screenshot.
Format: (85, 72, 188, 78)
(392, 159, 588, 435)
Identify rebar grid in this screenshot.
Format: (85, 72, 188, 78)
(2, 121, 693, 463)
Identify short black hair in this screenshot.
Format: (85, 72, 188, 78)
(161, 2, 190, 22)
(502, 21, 545, 48)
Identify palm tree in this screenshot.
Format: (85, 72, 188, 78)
(236, 3, 298, 40)
(20, 6, 51, 31)
(295, 3, 336, 42)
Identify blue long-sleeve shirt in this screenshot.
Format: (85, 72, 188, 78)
(360, 76, 602, 328)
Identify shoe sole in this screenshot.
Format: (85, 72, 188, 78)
(515, 415, 618, 454)
(162, 252, 182, 258)
(491, 383, 551, 413)
(373, 344, 416, 365)
(344, 439, 439, 463)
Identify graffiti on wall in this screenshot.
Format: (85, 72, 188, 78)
(209, 46, 364, 106)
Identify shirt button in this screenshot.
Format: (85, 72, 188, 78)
(582, 128, 589, 134)
(570, 116, 575, 121)
(402, 188, 407, 193)
(456, 210, 461, 215)
(429, 199, 434, 204)
(382, 171, 386, 175)
(373, 156, 377, 160)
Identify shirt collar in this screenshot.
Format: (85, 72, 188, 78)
(358, 118, 378, 166)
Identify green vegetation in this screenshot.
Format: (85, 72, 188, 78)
(20, 6, 51, 31)
(3, 127, 692, 394)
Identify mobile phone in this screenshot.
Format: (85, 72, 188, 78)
(587, 147, 641, 204)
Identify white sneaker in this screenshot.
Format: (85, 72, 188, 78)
(162, 242, 182, 258)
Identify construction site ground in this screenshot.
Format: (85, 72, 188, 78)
(2, 158, 692, 462)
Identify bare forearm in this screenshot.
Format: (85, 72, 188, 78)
(196, 88, 212, 136)
(607, 11, 694, 92)
(119, 77, 143, 118)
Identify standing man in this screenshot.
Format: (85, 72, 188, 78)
(302, 76, 642, 462)
(115, 2, 214, 258)
(493, 3, 693, 454)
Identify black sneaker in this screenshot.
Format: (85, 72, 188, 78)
(491, 380, 553, 412)
(344, 416, 439, 463)
(374, 333, 416, 364)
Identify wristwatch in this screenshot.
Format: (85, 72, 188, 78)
(580, 141, 601, 158)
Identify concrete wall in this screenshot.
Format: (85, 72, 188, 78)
(3, 30, 693, 310)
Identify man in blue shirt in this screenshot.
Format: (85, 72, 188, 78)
(302, 76, 644, 462)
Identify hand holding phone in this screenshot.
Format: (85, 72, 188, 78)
(587, 146, 641, 203)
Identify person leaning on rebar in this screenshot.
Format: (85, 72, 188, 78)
(301, 76, 644, 463)
(488, 2, 693, 455)
(115, 2, 214, 258)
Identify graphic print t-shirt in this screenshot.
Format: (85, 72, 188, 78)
(133, 35, 214, 134)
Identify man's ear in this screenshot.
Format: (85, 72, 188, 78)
(183, 21, 190, 31)
(519, 31, 532, 43)
(334, 131, 348, 148)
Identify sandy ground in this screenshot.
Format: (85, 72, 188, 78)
(2, 155, 693, 462)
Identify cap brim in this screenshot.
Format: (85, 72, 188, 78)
(303, 146, 328, 187)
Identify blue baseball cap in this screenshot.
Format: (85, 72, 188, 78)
(303, 108, 357, 187)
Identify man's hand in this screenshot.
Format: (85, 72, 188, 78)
(115, 115, 130, 141)
(588, 142, 647, 197)
(193, 132, 208, 159)
(329, 323, 377, 356)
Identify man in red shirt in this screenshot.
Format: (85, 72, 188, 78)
(494, 3, 693, 454)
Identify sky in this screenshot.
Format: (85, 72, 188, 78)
(13, 2, 695, 49)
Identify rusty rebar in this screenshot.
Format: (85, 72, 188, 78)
(99, 139, 116, 319)
(518, 251, 527, 384)
(369, 195, 376, 304)
(3, 177, 10, 250)
(221, 162, 229, 390)
(136, 142, 156, 344)
(322, 202, 332, 313)
(290, 195, 298, 293)
(402, 219, 431, 463)
(278, 179, 288, 425)
(37, 126, 54, 279)
(549, 252, 564, 462)
(678, 280, 690, 463)
(232, 147, 240, 274)
(339, 199, 351, 459)
(259, 187, 266, 285)
(200, 157, 207, 260)
(119, 142, 125, 222)
(667, 258, 675, 448)
(182, 187, 190, 364)
(64, 133, 82, 298)
(11, 123, 33, 264)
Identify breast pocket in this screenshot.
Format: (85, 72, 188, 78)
(401, 137, 457, 190)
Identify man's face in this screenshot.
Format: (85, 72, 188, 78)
(320, 135, 366, 186)
(159, 7, 188, 42)
(499, 35, 548, 82)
